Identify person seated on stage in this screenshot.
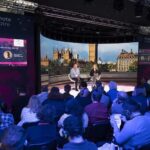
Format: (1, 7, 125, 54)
(1, 125, 26, 150)
(58, 99, 88, 129)
(111, 91, 128, 115)
(85, 90, 109, 125)
(70, 63, 80, 91)
(17, 95, 40, 126)
(37, 86, 49, 104)
(132, 85, 148, 114)
(12, 87, 29, 124)
(62, 115, 97, 150)
(26, 104, 58, 146)
(62, 84, 74, 102)
(107, 81, 118, 102)
(110, 99, 150, 149)
(75, 81, 92, 108)
(90, 63, 101, 88)
(43, 87, 65, 120)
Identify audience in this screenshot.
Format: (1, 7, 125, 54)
(0, 101, 14, 131)
(132, 85, 148, 114)
(1, 125, 26, 150)
(43, 87, 65, 120)
(58, 99, 88, 129)
(85, 90, 109, 125)
(62, 84, 74, 102)
(107, 81, 118, 102)
(18, 95, 40, 126)
(76, 81, 92, 108)
(111, 91, 128, 114)
(11, 87, 29, 124)
(37, 86, 49, 104)
(62, 115, 97, 150)
(110, 99, 150, 149)
(26, 104, 58, 145)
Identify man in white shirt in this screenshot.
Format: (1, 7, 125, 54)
(70, 63, 80, 91)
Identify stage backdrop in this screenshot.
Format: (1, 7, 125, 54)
(0, 12, 36, 107)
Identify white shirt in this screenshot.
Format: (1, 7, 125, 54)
(17, 107, 39, 126)
(70, 68, 80, 78)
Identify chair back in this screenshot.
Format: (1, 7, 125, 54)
(68, 74, 75, 82)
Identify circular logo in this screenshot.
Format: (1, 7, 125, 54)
(3, 51, 13, 59)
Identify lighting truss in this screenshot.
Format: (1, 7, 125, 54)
(39, 5, 138, 31)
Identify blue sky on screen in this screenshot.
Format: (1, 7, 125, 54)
(40, 34, 89, 60)
(98, 42, 139, 63)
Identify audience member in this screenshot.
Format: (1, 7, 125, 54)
(85, 90, 109, 125)
(62, 84, 74, 102)
(132, 85, 148, 114)
(76, 81, 92, 108)
(1, 125, 26, 150)
(37, 86, 49, 104)
(107, 81, 118, 102)
(11, 87, 29, 123)
(26, 104, 58, 145)
(43, 87, 65, 120)
(110, 99, 150, 149)
(18, 95, 40, 126)
(58, 99, 88, 129)
(111, 91, 128, 114)
(62, 115, 97, 150)
(0, 101, 14, 131)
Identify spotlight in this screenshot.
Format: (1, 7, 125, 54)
(113, 0, 124, 11)
(135, 0, 143, 18)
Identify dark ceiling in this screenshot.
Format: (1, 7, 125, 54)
(28, 0, 150, 42)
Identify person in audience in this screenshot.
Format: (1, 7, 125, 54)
(58, 99, 88, 129)
(1, 125, 26, 150)
(43, 87, 65, 120)
(95, 81, 111, 108)
(62, 115, 97, 150)
(26, 104, 58, 145)
(62, 84, 74, 102)
(107, 81, 118, 102)
(17, 95, 40, 126)
(111, 91, 128, 114)
(110, 99, 150, 149)
(0, 101, 14, 131)
(140, 78, 150, 96)
(90, 63, 101, 88)
(11, 87, 29, 124)
(132, 85, 148, 114)
(76, 81, 91, 108)
(37, 86, 49, 104)
(85, 90, 109, 125)
(70, 63, 80, 91)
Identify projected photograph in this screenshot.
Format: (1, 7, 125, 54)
(0, 38, 27, 66)
(98, 42, 139, 72)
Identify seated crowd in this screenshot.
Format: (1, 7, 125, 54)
(1, 80, 150, 150)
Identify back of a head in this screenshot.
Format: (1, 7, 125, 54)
(91, 90, 102, 102)
(41, 86, 48, 92)
(65, 99, 83, 117)
(1, 125, 26, 150)
(133, 85, 146, 96)
(37, 104, 56, 123)
(28, 95, 41, 113)
(80, 81, 87, 88)
(63, 115, 83, 138)
(0, 101, 8, 113)
(48, 87, 61, 99)
(117, 91, 128, 102)
(109, 81, 117, 90)
(122, 99, 141, 114)
(64, 84, 71, 93)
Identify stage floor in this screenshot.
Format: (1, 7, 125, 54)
(57, 82, 136, 98)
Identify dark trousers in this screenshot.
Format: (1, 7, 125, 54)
(72, 78, 79, 90)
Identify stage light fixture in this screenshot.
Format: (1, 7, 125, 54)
(135, 0, 143, 18)
(113, 0, 124, 11)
